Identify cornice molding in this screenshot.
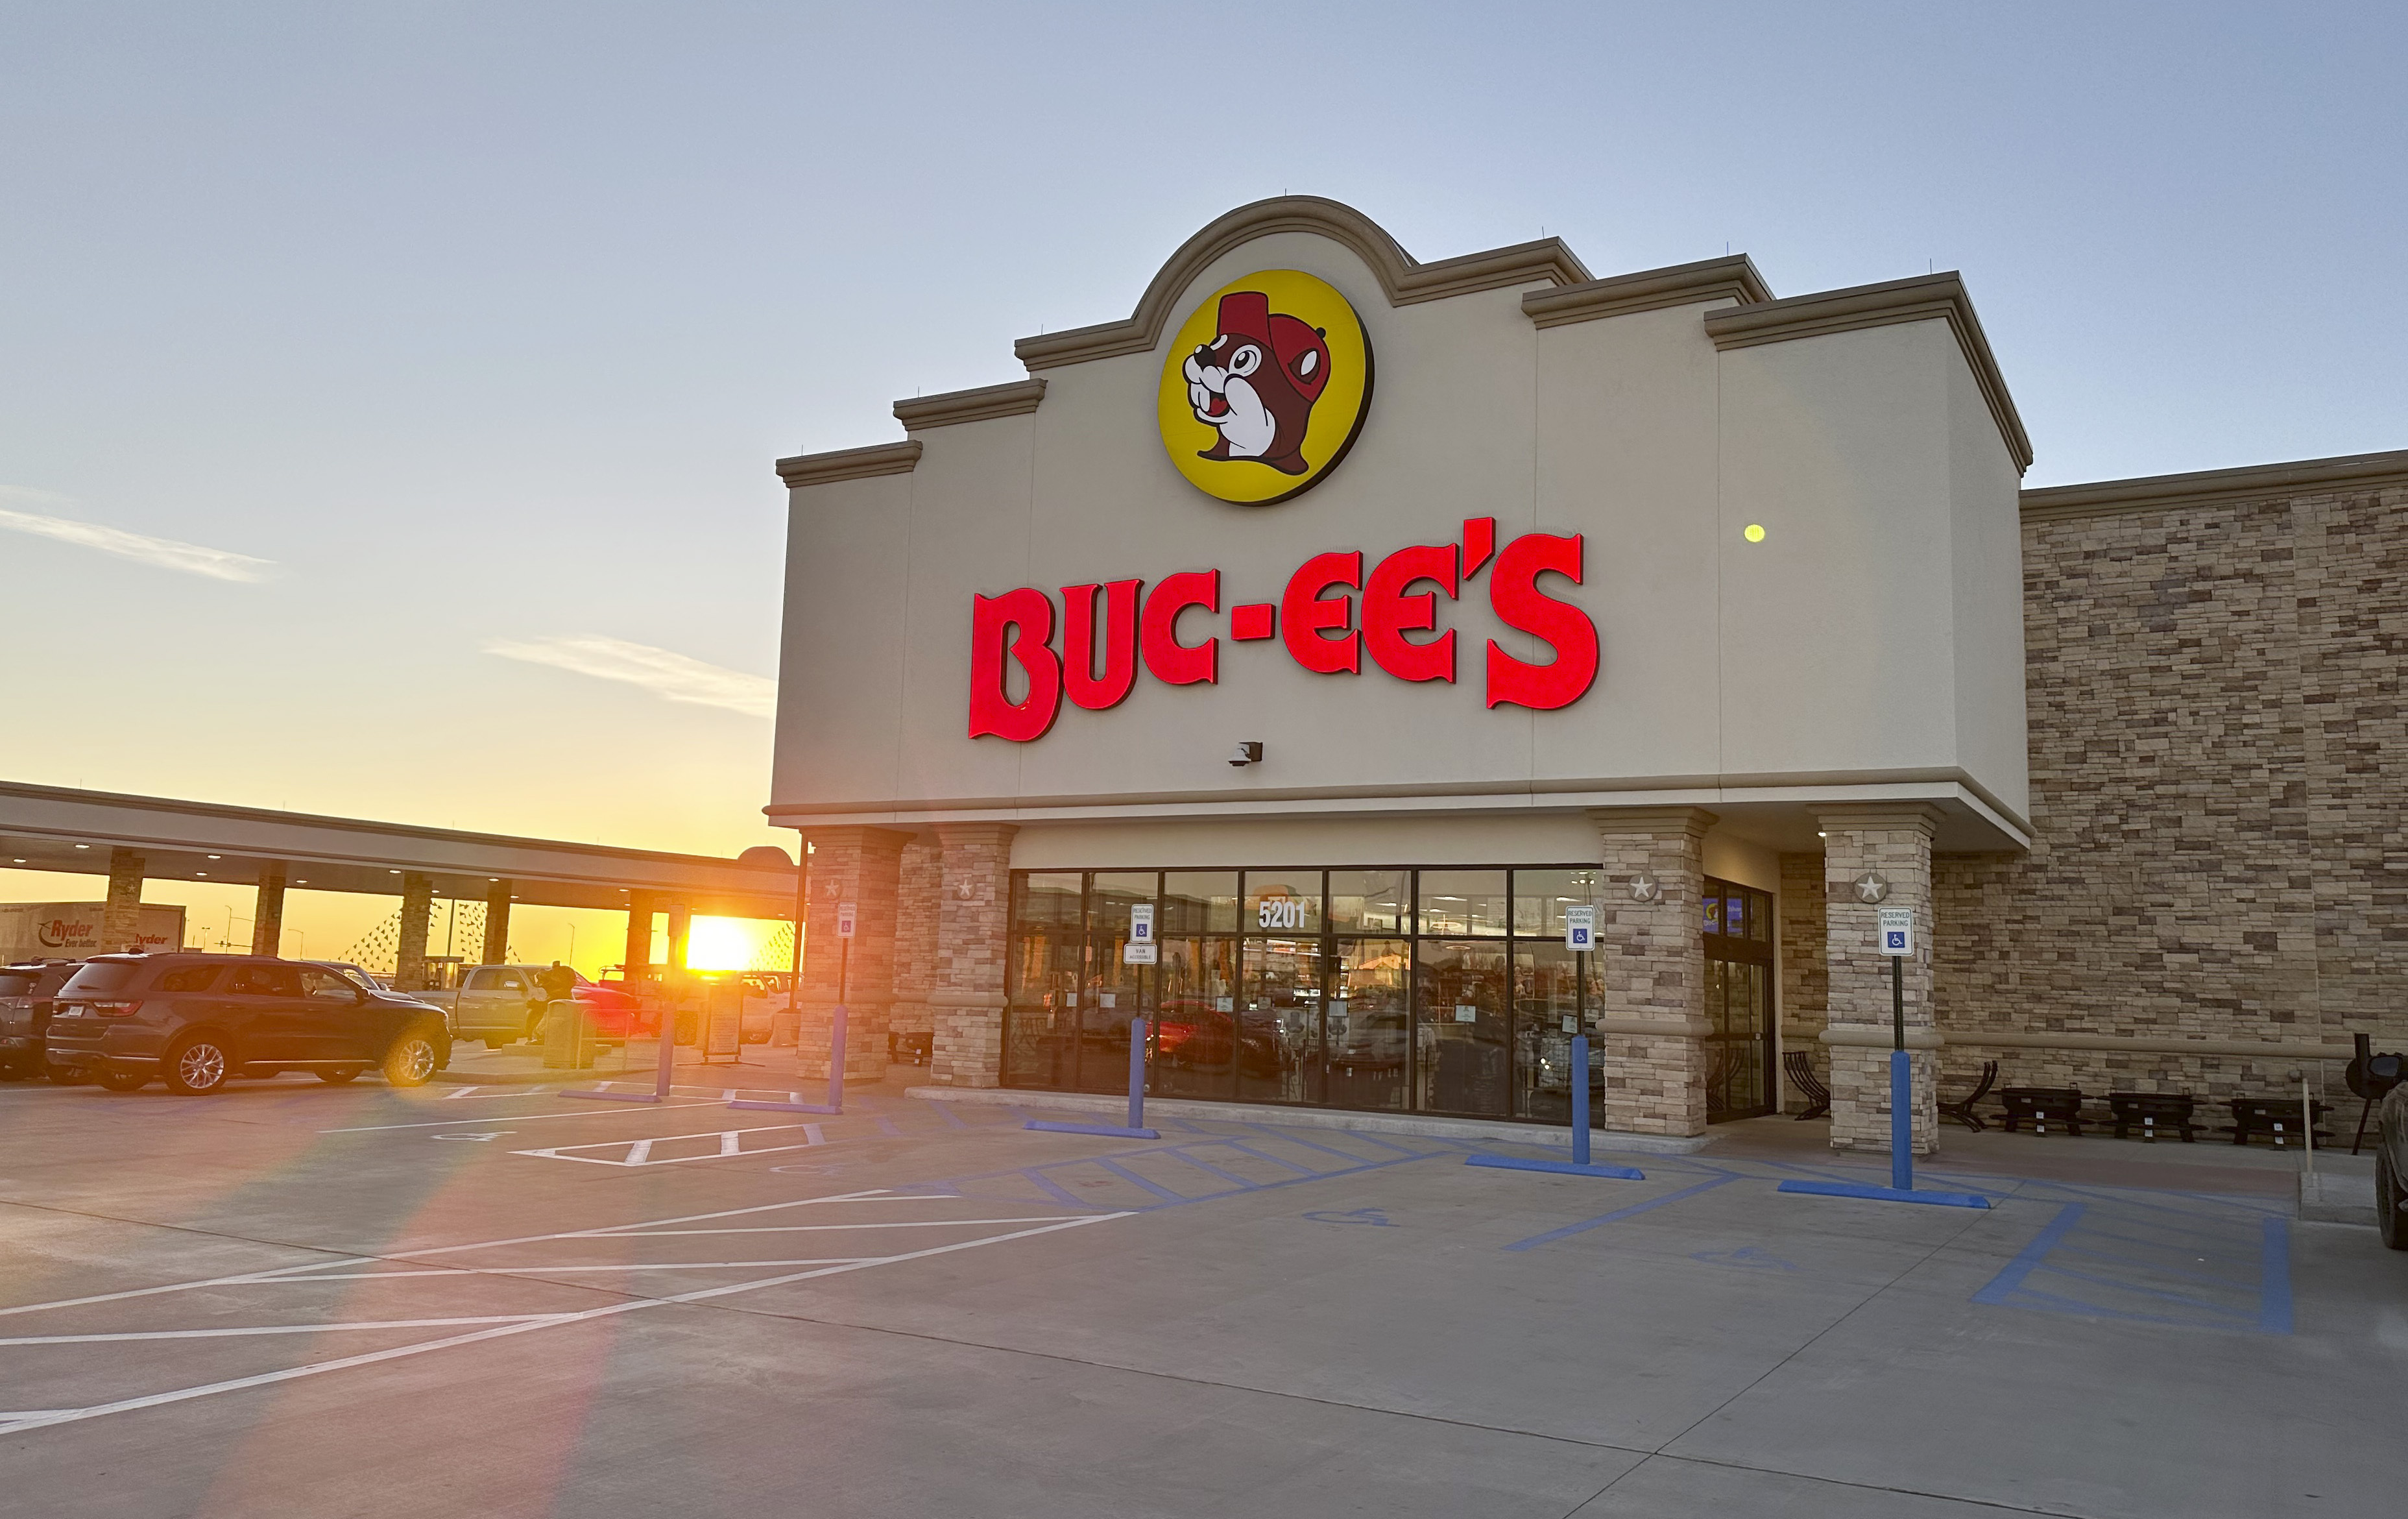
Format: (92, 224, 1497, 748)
(774, 440, 922, 489)
(2019, 447, 2408, 524)
(1013, 195, 1592, 372)
(893, 378, 1047, 431)
(1704, 273, 2034, 474)
(1522, 254, 1772, 328)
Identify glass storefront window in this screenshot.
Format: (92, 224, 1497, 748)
(1327, 938, 1408, 1111)
(1004, 871, 1085, 1089)
(1414, 940, 1509, 1115)
(1512, 941, 1595, 1123)
(1155, 936, 1240, 1100)
(1329, 870, 1410, 934)
(1078, 871, 1157, 1093)
(1511, 868, 1599, 939)
(1418, 870, 1508, 936)
(1161, 872, 1239, 935)
(1244, 870, 1321, 935)
(1240, 937, 1323, 1104)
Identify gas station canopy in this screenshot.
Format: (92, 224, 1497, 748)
(0, 781, 799, 918)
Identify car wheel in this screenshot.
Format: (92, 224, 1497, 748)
(46, 1063, 88, 1086)
(163, 1038, 232, 1095)
(381, 1027, 442, 1088)
(95, 1067, 151, 1093)
(2379, 1150, 2408, 1252)
(318, 1066, 365, 1085)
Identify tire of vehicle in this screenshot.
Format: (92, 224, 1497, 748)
(318, 1066, 365, 1085)
(381, 1025, 443, 1088)
(95, 1067, 151, 1093)
(2379, 1150, 2408, 1251)
(163, 1036, 234, 1095)
(46, 1064, 87, 1086)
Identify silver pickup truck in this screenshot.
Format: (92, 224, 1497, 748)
(411, 964, 599, 1048)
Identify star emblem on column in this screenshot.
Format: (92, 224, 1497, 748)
(1853, 871, 1890, 904)
(1628, 871, 1663, 904)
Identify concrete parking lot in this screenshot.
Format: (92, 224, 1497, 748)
(0, 1069, 2399, 1518)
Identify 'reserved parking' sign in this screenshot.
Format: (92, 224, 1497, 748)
(1877, 906, 1913, 956)
(836, 902, 858, 940)
(1564, 905, 1596, 951)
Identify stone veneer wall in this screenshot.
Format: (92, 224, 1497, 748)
(1776, 851, 1827, 1113)
(1934, 471, 2408, 1108)
(1591, 808, 1713, 1137)
(930, 823, 1017, 1088)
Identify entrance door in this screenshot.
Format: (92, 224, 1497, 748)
(1702, 877, 1776, 1121)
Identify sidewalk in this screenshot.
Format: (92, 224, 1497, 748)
(434, 1038, 934, 1093)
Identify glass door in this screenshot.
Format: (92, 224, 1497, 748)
(1702, 877, 1776, 1120)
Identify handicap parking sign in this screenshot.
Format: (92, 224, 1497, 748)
(1877, 906, 1913, 956)
(1564, 905, 1596, 951)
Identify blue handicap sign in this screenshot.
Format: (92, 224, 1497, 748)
(1884, 930, 1908, 950)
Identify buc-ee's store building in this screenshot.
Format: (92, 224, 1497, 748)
(769, 197, 2408, 1151)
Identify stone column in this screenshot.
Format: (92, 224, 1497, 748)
(481, 881, 512, 965)
(101, 847, 145, 953)
(889, 838, 943, 1060)
(797, 826, 909, 1086)
(1588, 808, 1715, 1137)
(1776, 850, 1828, 1113)
(250, 865, 288, 957)
(928, 823, 1017, 1088)
(666, 903, 692, 976)
(1815, 805, 1942, 1156)
(395, 873, 435, 991)
(623, 892, 655, 981)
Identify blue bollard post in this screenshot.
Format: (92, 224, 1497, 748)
(1890, 1048, 1912, 1192)
(1571, 1033, 1591, 1167)
(1127, 1017, 1148, 1132)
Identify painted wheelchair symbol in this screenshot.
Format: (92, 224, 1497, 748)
(1303, 1208, 1397, 1227)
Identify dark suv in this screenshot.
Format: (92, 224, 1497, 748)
(43, 954, 452, 1095)
(1, 961, 81, 1081)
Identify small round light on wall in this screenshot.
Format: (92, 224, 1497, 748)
(1743, 524, 1767, 543)
(74, 844, 90, 850)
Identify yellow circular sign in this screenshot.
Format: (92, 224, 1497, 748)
(1157, 269, 1373, 505)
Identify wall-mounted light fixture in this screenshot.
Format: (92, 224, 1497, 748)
(1227, 742, 1264, 768)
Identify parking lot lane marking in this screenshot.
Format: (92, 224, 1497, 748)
(586, 1217, 1097, 1236)
(1236, 1123, 1374, 1163)
(0, 1315, 573, 1346)
(320, 1099, 725, 1133)
(442, 1087, 479, 1099)
(431, 1259, 880, 1274)
(1500, 1174, 1740, 1253)
(623, 1139, 654, 1165)
(0, 1210, 1130, 1439)
(0, 1258, 383, 1321)
(1202, 1141, 1318, 1176)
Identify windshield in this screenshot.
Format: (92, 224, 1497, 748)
(333, 967, 381, 992)
(0, 971, 36, 997)
(58, 961, 144, 996)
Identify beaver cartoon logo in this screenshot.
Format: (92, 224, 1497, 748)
(1157, 270, 1371, 506)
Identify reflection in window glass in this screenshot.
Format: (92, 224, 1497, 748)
(1511, 868, 1599, 938)
(1244, 871, 1320, 935)
(1414, 940, 1509, 1115)
(1512, 941, 1598, 1123)
(1702, 893, 1724, 934)
(1161, 872, 1238, 935)
(1240, 938, 1323, 1104)
(1327, 939, 1409, 1111)
(1005, 872, 1085, 1089)
(1155, 936, 1240, 1099)
(1329, 870, 1410, 934)
(1417, 870, 1508, 936)
(1076, 872, 1156, 1093)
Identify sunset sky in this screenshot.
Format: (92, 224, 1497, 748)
(5, 3, 2404, 966)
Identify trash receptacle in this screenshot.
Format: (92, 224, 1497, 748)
(540, 999, 594, 1069)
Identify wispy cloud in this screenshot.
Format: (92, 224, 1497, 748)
(0, 487, 276, 583)
(485, 634, 777, 718)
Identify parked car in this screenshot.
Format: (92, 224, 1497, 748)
(413, 964, 648, 1049)
(42, 953, 452, 1095)
(2374, 1052, 2407, 1250)
(0, 960, 81, 1081)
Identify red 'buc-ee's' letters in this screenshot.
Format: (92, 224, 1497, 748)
(1062, 579, 1142, 710)
(1281, 550, 1361, 675)
(1140, 570, 1220, 685)
(1363, 542, 1460, 683)
(1484, 532, 1598, 710)
(969, 587, 1063, 740)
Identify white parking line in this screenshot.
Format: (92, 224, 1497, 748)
(0, 1211, 1128, 1437)
(321, 1100, 725, 1134)
(0, 1315, 571, 1346)
(514, 1121, 832, 1167)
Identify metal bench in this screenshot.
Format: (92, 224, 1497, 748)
(1997, 1086, 2086, 1136)
(2106, 1091, 2200, 1142)
(2224, 1096, 2333, 1148)
(1783, 1051, 1829, 1121)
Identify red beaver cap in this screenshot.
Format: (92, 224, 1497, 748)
(1214, 291, 1330, 404)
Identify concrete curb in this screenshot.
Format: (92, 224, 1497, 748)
(902, 1086, 1715, 1155)
(2298, 1171, 2375, 1226)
